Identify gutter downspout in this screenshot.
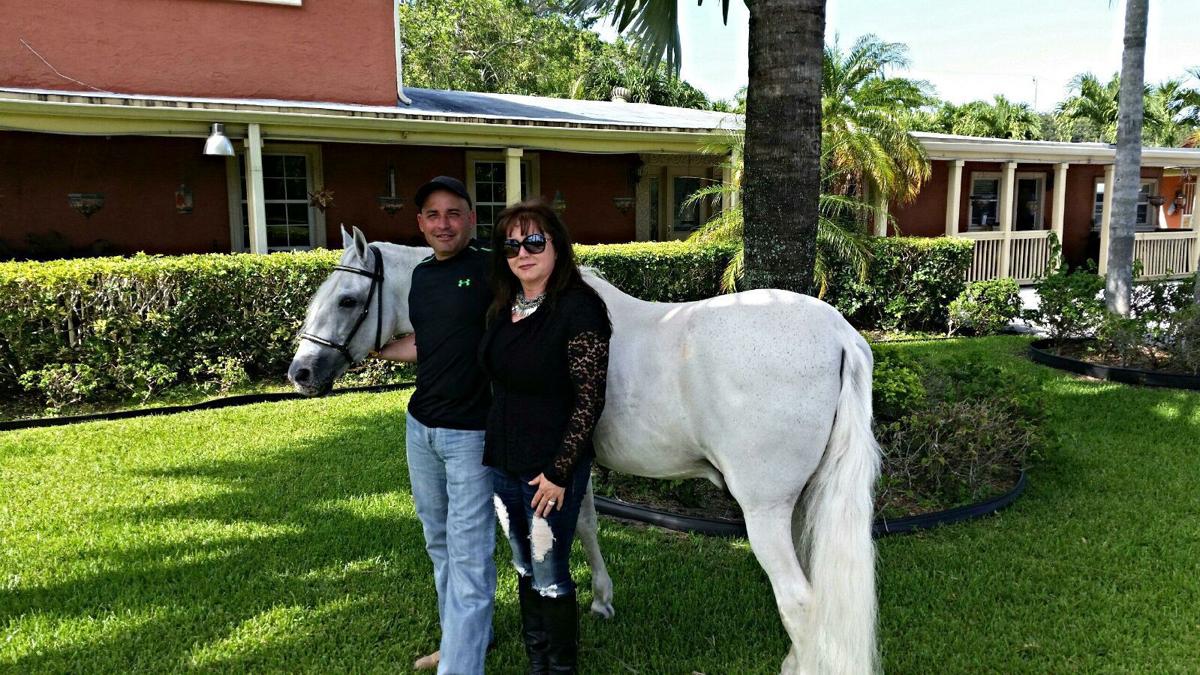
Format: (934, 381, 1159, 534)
(394, 0, 412, 106)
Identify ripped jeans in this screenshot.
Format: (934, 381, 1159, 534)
(491, 458, 592, 598)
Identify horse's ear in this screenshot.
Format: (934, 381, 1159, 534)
(351, 226, 369, 261)
(340, 224, 353, 250)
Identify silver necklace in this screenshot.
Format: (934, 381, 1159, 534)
(512, 291, 546, 318)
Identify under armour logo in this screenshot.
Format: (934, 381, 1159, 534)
(458, 279, 471, 288)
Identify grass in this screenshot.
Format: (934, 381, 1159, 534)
(2, 336, 1199, 672)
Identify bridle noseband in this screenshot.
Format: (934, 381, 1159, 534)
(299, 244, 386, 363)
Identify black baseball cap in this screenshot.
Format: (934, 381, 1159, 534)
(414, 176, 473, 210)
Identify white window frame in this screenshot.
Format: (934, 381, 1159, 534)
(225, 143, 326, 252)
(1092, 178, 1159, 232)
(464, 151, 541, 239)
(666, 168, 711, 237)
(968, 172, 1001, 231)
(1013, 172, 1047, 231)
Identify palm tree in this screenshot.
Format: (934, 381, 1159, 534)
(1057, 71, 1199, 147)
(575, 0, 826, 296)
(934, 96, 1044, 140)
(822, 35, 933, 204)
(1106, 0, 1149, 316)
(1056, 72, 1121, 142)
(686, 131, 875, 296)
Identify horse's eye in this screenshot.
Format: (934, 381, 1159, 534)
(338, 296, 358, 309)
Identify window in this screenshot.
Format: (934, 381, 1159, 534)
(472, 160, 529, 241)
(672, 176, 704, 232)
(648, 177, 661, 242)
(968, 174, 1000, 230)
(1093, 179, 1158, 230)
(236, 154, 315, 251)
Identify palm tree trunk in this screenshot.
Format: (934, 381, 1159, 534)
(1106, 0, 1148, 316)
(741, 0, 824, 295)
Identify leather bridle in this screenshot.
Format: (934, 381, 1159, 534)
(299, 244, 385, 363)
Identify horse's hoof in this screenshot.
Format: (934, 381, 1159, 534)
(590, 599, 615, 619)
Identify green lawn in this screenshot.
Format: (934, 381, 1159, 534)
(2, 336, 1199, 673)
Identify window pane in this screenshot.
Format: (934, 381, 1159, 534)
(263, 155, 285, 178)
(265, 203, 288, 225)
(267, 225, 289, 248)
(972, 179, 998, 196)
(286, 178, 308, 201)
(477, 162, 493, 182)
(1136, 205, 1148, 225)
(264, 178, 286, 201)
(673, 176, 702, 231)
(287, 203, 309, 225)
(284, 155, 306, 178)
(288, 226, 311, 247)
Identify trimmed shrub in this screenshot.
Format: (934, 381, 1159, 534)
(948, 278, 1023, 336)
(871, 348, 926, 423)
(0, 242, 737, 409)
(823, 236, 974, 332)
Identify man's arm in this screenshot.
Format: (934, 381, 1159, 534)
(373, 333, 417, 363)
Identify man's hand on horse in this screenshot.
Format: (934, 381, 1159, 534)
(528, 473, 565, 518)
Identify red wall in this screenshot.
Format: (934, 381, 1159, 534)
(539, 152, 638, 243)
(1, 0, 397, 105)
(0, 131, 232, 255)
(1, 133, 643, 257)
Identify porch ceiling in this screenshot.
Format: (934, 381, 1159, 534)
(913, 131, 1200, 168)
(0, 86, 740, 155)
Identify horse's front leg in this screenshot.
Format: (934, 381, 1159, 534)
(576, 476, 615, 618)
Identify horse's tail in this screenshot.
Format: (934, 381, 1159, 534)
(798, 336, 880, 674)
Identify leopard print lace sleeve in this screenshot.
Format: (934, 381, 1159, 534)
(543, 330, 610, 486)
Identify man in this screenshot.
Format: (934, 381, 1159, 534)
(375, 176, 495, 674)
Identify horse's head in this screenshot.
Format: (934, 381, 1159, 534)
(288, 225, 413, 396)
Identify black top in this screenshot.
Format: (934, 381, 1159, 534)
(480, 284, 611, 486)
(407, 244, 493, 430)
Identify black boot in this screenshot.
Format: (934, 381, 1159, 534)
(540, 590, 579, 674)
(518, 576, 550, 675)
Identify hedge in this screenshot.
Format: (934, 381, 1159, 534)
(0, 242, 737, 408)
(823, 236, 974, 331)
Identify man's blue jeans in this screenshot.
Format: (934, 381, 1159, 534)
(406, 412, 496, 675)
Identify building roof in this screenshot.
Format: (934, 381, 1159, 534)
(912, 131, 1200, 168)
(0, 85, 741, 154)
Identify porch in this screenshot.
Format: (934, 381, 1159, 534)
(884, 134, 1200, 285)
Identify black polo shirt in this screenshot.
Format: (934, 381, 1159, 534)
(407, 244, 493, 430)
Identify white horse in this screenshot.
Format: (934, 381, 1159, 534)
(289, 228, 881, 674)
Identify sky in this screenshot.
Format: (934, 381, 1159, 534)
(596, 0, 1199, 111)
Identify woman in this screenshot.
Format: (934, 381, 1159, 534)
(479, 200, 611, 675)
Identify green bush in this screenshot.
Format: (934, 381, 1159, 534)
(1025, 237, 1105, 344)
(948, 278, 1023, 336)
(576, 240, 739, 302)
(871, 347, 927, 423)
(0, 242, 737, 410)
(823, 236, 974, 332)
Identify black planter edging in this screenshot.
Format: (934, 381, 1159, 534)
(1029, 339, 1200, 390)
(595, 470, 1027, 539)
(0, 382, 415, 432)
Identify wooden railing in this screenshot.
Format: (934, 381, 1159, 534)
(1133, 230, 1197, 279)
(959, 230, 1051, 283)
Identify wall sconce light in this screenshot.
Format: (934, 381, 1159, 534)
(203, 123, 234, 156)
(68, 192, 105, 218)
(552, 189, 567, 216)
(378, 164, 404, 215)
(175, 184, 193, 214)
(612, 196, 634, 214)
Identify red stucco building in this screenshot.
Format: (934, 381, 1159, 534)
(1, 0, 737, 258)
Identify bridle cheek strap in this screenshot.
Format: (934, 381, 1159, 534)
(298, 244, 386, 364)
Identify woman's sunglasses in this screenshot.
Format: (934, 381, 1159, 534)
(502, 233, 549, 258)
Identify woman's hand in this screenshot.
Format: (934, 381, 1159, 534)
(528, 473, 565, 518)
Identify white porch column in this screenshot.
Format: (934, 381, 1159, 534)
(998, 161, 1017, 277)
(1190, 174, 1200, 273)
(1099, 164, 1115, 275)
(244, 123, 268, 255)
(944, 160, 964, 237)
(1051, 162, 1068, 244)
(504, 147, 523, 206)
(721, 160, 735, 212)
(873, 191, 888, 237)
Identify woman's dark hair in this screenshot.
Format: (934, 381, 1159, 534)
(487, 199, 607, 325)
